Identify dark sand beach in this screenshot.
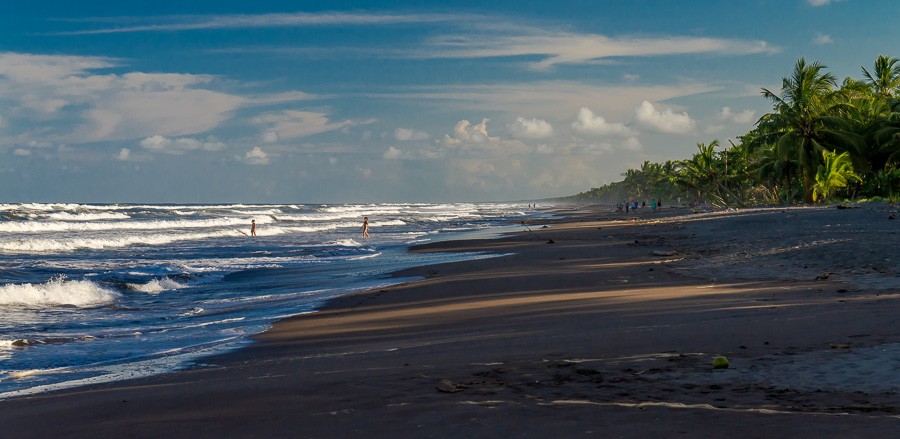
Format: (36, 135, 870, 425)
(1, 204, 898, 438)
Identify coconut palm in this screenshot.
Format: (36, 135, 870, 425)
(812, 150, 862, 203)
(755, 145, 800, 203)
(757, 58, 858, 201)
(862, 55, 900, 98)
(676, 140, 745, 206)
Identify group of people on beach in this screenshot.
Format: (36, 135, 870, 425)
(616, 199, 662, 213)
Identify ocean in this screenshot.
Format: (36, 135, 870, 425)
(0, 202, 541, 398)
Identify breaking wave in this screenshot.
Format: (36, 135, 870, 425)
(0, 278, 121, 308)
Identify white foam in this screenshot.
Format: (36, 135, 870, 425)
(371, 219, 406, 227)
(0, 216, 273, 234)
(40, 212, 130, 221)
(0, 278, 121, 308)
(0, 229, 243, 253)
(350, 252, 382, 260)
(127, 278, 186, 294)
(328, 238, 363, 247)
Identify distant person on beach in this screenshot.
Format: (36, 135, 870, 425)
(362, 216, 370, 238)
(251, 220, 257, 237)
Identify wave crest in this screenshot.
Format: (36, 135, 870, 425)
(127, 278, 186, 294)
(0, 278, 121, 308)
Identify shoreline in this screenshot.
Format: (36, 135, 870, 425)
(1, 204, 897, 437)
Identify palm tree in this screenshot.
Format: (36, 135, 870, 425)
(812, 150, 862, 202)
(862, 55, 900, 98)
(757, 58, 858, 202)
(676, 140, 744, 206)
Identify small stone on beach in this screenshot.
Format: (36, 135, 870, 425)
(436, 379, 467, 393)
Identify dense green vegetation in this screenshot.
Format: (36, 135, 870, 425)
(567, 56, 900, 206)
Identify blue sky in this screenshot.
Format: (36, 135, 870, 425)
(1, 0, 898, 203)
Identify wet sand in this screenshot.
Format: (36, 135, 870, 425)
(1, 204, 898, 438)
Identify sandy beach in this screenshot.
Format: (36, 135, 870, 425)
(1, 203, 898, 438)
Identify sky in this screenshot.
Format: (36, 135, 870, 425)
(1, 0, 899, 203)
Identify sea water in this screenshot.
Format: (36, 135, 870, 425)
(0, 202, 543, 398)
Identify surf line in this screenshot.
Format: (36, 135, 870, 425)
(547, 399, 899, 418)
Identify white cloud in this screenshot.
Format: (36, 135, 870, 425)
(55, 12, 467, 35)
(244, 91, 318, 106)
(444, 118, 496, 145)
(117, 148, 131, 161)
(808, 0, 832, 6)
(400, 81, 717, 123)
(0, 53, 247, 144)
(813, 33, 833, 45)
(252, 110, 352, 140)
(244, 146, 269, 165)
(262, 131, 279, 143)
(384, 146, 402, 159)
(139, 134, 226, 154)
(427, 31, 777, 70)
(535, 144, 554, 154)
(571, 107, 634, 136)
(622, 137, 643, 151)
(442, 118, 531, 158)
(622, 73, 640, 82)
(139, 135, 199, 153)
(634, 100, 695, 134)
(394, 127, 430, 141)
(508, 117, 554, 139)
(719, 106, 756, 124)
(14, 148, 31, 156)
(202, 138, 227, 151)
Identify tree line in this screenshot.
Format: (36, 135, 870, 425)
(567, 56, 900, 206)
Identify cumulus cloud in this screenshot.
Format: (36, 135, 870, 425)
(813, 33, 833, 45)
(117, 148, 131, 161)
(634, 100, 695, 134)
(262, 131, 279, 143)
(442, 118, 531, 159)
(244, 146, 269, 165)
(252, 110, 352, 140)
(720, 106, 756, 124)
(622, 136, 643, 151)
(0, 53, 248, 144)
(444, 118, 496, 145)
(571, 107, 634, 136)
(139, 134, 226, 154)
(14, 148, 31, 156)
(393, 127, 430, 141)
(508, 117, 553, 139)
(808, 0, 833, 5)
(384, 146, 402, 159)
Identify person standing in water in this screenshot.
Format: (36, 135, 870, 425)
(251, 219, 257, 237)
(362, 216, 370, 238)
